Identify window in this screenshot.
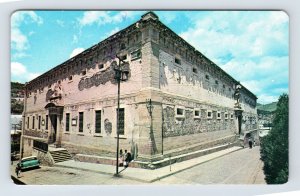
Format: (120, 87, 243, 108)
(117, 108, 125, 135)
(177, 108, 183, 115)
(46, 115, 48, 130)
(215, 80, 219, 85)
(193, 68, 198, 74)
(131, 49, 141, 60)
(223, 84, 226, 89)
(95, 110, 101, 134)
(217, 111, 221, 120)
(82, 70, 86, 76)
(224, 112, 228, 119)
(32, 116, 35, 129)
(230, 113, 234, 119)
(207, 110, 212, 119)
(65, 113, 70, 132)
(194, 109, 200, 119)
(120, 43, 126, 50)
(79, 112, 84, 132)
(38, 116, 41, 129)
(175, 57, 181, 65)
(175, 107, 185, 118)
(205, 75, 210, 80)
(27, 117, 29, 129)
(68, 75, 73, 81)
(98, 64, 104, 70)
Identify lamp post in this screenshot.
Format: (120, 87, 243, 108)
(146, 99, 154, 116)
(146, 99, 154, 155)
(114, 55, 129, 176)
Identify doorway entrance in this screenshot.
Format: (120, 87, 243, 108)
(50, 114, 57, 143)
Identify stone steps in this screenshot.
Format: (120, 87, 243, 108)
(49, 149, 72, 163)
(132, 142, 237, 169)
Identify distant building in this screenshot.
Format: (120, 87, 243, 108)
(21, 12, 258, 168)
(11, 114, 22, 155)
(11, 114, 22, 133)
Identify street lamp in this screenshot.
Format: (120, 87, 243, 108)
(114, 55, 129, 176)
(146, 99, 154, 116)
(146, 99, 155, 155)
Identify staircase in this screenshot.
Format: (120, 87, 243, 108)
(49, 149, 72, 163)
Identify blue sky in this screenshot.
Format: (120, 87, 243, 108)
(10, 11, 289, 104)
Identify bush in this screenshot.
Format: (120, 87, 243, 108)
(260, 94, 288, 184)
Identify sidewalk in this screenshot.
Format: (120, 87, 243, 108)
(56, 146, 242, 183)
(11, 146, 242, 184)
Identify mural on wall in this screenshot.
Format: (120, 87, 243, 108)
(24, 129, 48, 139)
(158, 50, 238, 99)
(104, 118, 112, 135)
(162, 105, 236, 138)
(162, 107, 204, 137)
(78, 61, 131, 91)
(46, 89, 55, 101)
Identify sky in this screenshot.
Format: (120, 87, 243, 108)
(10, 11, 289, 104)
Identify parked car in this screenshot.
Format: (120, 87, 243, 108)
(17, 156, 40, 171)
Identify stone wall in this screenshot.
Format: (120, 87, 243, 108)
(22, 136, 34, 158)
(162, 105, 236, 137)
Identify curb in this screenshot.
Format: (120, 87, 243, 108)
(11, 175, 26, 185)
(150, 147, 243, 182)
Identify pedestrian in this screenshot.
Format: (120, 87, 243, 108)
(118, 149, 124, 166)
(249, 138, 253, 149)
(15, 163, 21, 178)
(123, 150, 132, 168)
(253, 140, 256, 147)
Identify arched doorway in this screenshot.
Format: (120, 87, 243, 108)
(44, 103, 63, 144)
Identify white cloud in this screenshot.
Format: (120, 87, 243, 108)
(11, 28, 28, 51)
(11, 62, 41, 82)
(179, 11, 288, 104)
(78, 11, 110, 26)
(180, 11, 288, 60)
(69, 48, 85, 58)
(258, 94, 278, 104)
(78, 11, 140, 27)
(11, 11, 43, 28)
(11, 62, 26, 76)
(11, 11, 43, 58)
(27, 73, 42, 81)
(12, 52, 28, 59)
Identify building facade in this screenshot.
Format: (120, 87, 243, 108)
(21, 12, 258, 168)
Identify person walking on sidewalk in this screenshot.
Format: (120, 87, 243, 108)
(15, 162, 21, 178)
(249, 138, 253, 149)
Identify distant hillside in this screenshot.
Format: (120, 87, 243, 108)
(257, 102, 277, 112)
(11, 82, 25, 94)
(11, 82, 24, 114)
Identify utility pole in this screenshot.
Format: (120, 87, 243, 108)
(114, 55, 129, 176)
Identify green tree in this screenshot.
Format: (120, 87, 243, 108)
(260, 94, 288, 184)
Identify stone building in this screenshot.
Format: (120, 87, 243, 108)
(21, 12, 258, 168)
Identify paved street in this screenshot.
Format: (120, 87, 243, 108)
(154, 146, 265, 184)
(11, 163, 144, 185)
(11, 146, 265, 185)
